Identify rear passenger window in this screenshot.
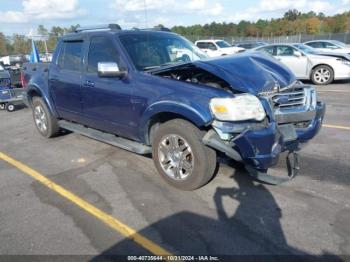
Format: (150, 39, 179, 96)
(57, 41, 83, 71)
(87, 37, 122, 73)
(196, 42, 208, 49)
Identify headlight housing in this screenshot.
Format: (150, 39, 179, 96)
(210, 94, 266, 121)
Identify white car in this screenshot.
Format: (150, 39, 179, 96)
(254, 43, 350, 85)
(195, 40, 244, 57)
(304, 40, 350, 55)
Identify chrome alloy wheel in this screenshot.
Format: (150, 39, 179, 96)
(34, 105, 48, 133)
(158, 134, 194, 181)
(314, 68, 331, 84)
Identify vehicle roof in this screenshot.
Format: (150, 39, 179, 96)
(195, 39, 225, 42)
(256, 43, 299, 47)
(61, 29, 177, 41)
(235, 41, 268, 44)
(304, 40, 338, 43)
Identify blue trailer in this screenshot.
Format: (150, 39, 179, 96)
(0, 87, 24, 112)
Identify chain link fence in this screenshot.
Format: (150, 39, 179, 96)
(184, 32, 350, 44)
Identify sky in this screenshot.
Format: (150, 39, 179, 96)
(0, 0, 349, 35)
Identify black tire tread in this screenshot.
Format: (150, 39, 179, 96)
(152, 119, 217, 190)
(32, 97, 60, 138)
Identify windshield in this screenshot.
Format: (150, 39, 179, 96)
(215, 40, 231, 48)
(119, 33, 208, 71)
(293, 44, 319, 55)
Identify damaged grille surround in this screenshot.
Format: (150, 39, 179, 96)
(262, 83, 317, 127)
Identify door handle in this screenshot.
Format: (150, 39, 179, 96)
(83, 80, 95, 87)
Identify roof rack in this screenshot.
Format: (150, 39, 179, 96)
(152, 25, 171, 32)
(131, 26, 172, 32)
(74, 24, 122, 33)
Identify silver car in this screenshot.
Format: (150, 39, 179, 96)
(304, 40, 350, 55)
(254, 43, 350, 85)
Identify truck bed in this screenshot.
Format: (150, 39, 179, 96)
(22, 63, 50, 88)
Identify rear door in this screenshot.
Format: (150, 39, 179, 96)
(50, 40, 83, 121)
(81, 35, 135, 138)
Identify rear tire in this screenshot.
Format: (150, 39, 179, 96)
(0, 103, 5, 110)
(32, 97, 59, 138)
(311, 65, 334, 85)
(6, 103, 15, 112)
(152, 119, 217, 191)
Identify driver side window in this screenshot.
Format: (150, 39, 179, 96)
(87, 36, 124, 73)
(207, 43, 217, 51)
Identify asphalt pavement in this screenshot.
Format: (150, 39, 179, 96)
(0, 81, 349, 260)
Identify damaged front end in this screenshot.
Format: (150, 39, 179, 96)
(203, 82, 326, 185)
(150, 53, 325, 184)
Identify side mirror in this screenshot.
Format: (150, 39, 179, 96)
(98, 62, 127, 78)
(294, 51, 302, 57)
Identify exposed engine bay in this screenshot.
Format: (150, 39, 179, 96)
(151, 64, 232, 91)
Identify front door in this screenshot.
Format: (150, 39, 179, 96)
(275, 45, 309, 78)
(81, 36, 136, 139)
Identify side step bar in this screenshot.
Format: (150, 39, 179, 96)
(58, 120, 152, 155)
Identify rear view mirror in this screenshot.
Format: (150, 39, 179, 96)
(98, 62, 127, 78)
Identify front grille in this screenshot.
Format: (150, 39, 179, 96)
(272, 87, 306, 110)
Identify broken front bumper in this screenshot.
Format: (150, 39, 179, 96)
(203, 100, 326, 184)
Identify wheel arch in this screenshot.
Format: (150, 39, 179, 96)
(310, 63, 334, 77)
(27, 85, 58, 117)
(140, 102, 212, 145)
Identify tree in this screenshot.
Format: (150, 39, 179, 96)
(306, 17, 321, 34)
(284, 9, 301, 21)
(12, 34, 30, 54)
(0, 33, 8, 56)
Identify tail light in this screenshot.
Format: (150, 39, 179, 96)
(20, 71, 27, 88)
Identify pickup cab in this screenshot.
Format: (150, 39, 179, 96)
(195, 40, 245, 57)
(22, 24, 325, 190)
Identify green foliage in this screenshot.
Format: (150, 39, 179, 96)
(172, 10, 350, 37)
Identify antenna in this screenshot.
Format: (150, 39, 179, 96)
(143, 0, 148, 28)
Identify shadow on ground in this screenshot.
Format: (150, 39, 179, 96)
(92, 162, 342, 261)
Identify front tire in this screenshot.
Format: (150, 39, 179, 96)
(32, 97, 59, 138)
(152, 119, 217, 190)
(0, 103, 6, 110)
(311, 65, 334, 85)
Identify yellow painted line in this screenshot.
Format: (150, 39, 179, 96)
(0, 151, 173, 257)
(323, 124, 350, 131)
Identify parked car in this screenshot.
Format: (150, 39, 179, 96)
(304, 40, 350, 54)
(254, 43, 350, 85)
(233, 41, 268, 50)
(0, 54, 28, 87)
(195, 39, 244, 57)
(22, 24, 325, 190)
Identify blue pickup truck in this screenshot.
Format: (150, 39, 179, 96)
(22, 24, 325, 190)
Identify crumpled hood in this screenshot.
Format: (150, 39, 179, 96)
(193, 51, 297, 95)
(316, 52, 350, 61)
